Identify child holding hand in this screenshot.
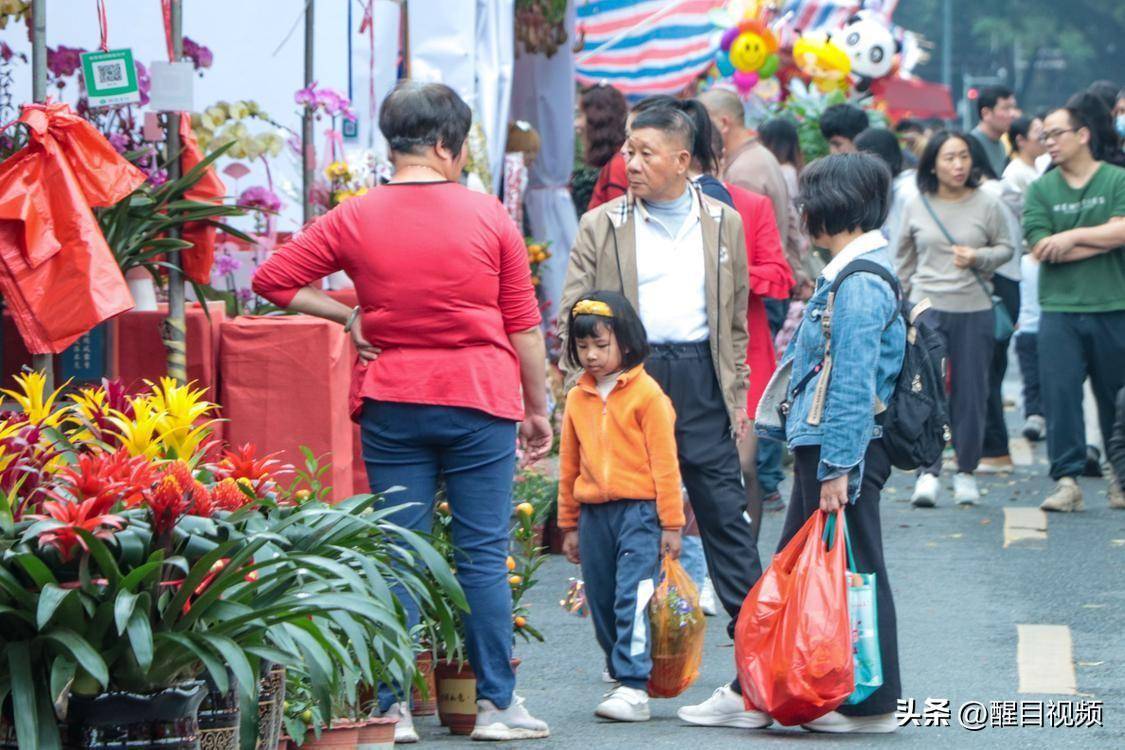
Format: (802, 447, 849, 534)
(558, 291, 684, 723)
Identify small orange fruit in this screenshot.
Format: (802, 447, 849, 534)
(508, 575, 523, 586)
(506, 556, 516, 571)
(514, 616, 527, 628)
(438, 501, 450, 514)
(515, 502, 534, 517)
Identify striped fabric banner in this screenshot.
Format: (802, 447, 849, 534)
(781, 0, 860, 33)
(575, 0, 725, 97)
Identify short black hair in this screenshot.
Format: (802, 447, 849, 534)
(964, 132, 999, 181)
(1086, 80, 1119, 112)
(677, 99, 719, 175)
(379, 81, 472, 157)
(915, 130, 981, 194)
(798, 153, 890, 239)
(1055, 91, 1125, 166)
(565, 291, 649, 371)
(758, 117, 802, 169)
(894, 118, 925, 135)
(630, 106, 694, 151)
(854, 127, 903, 177)
(632, 95, 679, 115)
(819, 104, 869, 142)
(976, 85, 1014, 118)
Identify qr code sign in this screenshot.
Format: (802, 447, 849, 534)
(94, 60, 126, 86)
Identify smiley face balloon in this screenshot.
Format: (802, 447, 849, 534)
(721, 19, 780, 76)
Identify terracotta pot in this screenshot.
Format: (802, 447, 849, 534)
(411, 652, 438, 716)
(255, 664, 287, 750)
(63, 681, 207, 750)
(300, 723, 359, 750)
(356, 717, 397, 750)
(276, 739, 291, 750)
(434, 659, 520, 736)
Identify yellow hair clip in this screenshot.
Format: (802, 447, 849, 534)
(572, 299, 613, 318)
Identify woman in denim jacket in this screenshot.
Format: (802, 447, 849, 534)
(762, 153, 907, 733)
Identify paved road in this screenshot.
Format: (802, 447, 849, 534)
(416, 398, 1125, 748)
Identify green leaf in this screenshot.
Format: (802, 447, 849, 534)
(118, 558, 163, 593)
(7, 643, 38, 748)
(156, 632, 228, 693)
(127, 609, 154, 672)
(72, 529, 122, 586)
(40, 628, 109, 689)
(49, 656, 76, 708)
(114, 590, 138, 635)
(198, 633, 255, 702)
(16, 552, 58, 588)
(36, 583, 73, 630)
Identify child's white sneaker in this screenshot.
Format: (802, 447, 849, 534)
(595, 685, 651, 722)
(699, 577, 718, 616)
(676, 684, 771, 728)
(801, 710, 898, 733)
(601, 667, 616, 683)
(382, 702, 418, 744)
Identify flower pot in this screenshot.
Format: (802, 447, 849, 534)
(198, 680, 240, 750)
(434, 659, 520, 736)
(356, 717, 397, 750)
(125, 267, 159, 311)
(63, 681, 207, 750)
(276, 737, 291, 750)
(410, 652, 438, 716)
(255, 664, 287, 750)
(301, 723, 359, 749)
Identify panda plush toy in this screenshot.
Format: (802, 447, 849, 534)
(832, 13, 898, 91)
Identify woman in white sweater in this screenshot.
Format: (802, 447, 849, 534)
(896, 131, 1014, 507)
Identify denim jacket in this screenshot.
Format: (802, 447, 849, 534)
(762, 243, 906, 499)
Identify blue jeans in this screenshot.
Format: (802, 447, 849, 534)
(361, 401, 517, 712)
(679, 533, 707, 587)
(756, 438, 784, 496)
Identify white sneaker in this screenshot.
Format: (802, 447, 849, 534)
(1040, 477, 1084, 513)
(384, 702, 418, 744)
(953, 473, 980, 506)
(699, 578, 718, 617)
(801, 710, 897, 733)
(470, 695, 550, 741)
(911, 473, 940, 508)
(1022, 414, 1046, 441)
(595, 685, 650, 722)
(676, 684, 772, 729)
(601, 667, 616, 684)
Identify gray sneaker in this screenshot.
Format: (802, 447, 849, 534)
(471, 695, 550, 741)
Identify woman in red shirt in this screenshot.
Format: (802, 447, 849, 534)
(252, 82, 551, 743)
(579, 84, 628, 210)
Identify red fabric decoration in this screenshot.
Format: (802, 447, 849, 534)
(0, 103, 144, 354)
(178, 112, 226, 286)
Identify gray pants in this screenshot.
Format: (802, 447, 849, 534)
(920, 308, 995, 475)
(579, 500, 661, 690)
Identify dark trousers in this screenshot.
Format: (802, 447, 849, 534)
(983, 276, 1020, 458)
(579, 500, 661, 690)
(646, 341, 762, 690)
(920, 308, 995, 474)
(1038, 311, 1125, 480)
(781, 441, 900, 716)
(1015, 332, 1042, 418)
(361, 401, 518, 712)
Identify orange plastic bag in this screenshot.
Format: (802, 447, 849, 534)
(733, 509, 853, 726)
(647, 557, 706, 698)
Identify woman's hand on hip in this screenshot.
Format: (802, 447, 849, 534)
(819, 474, 849, 513)
(519, 413, 553, 465)
(350, 325, 381, 363)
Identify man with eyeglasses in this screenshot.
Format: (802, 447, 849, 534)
(1023, 95, 1125, 513)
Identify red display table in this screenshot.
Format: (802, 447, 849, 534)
(219, 315, 355, 502)
(112, 302, 225, 397)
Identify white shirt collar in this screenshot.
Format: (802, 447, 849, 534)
(821, 230, 888, 282)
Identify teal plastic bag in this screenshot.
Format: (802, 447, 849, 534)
(824, 514, 883, 705)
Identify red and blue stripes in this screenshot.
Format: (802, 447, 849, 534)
(575, 0, 725, 96)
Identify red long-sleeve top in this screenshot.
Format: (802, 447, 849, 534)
(251, 182, 542, 422)
(725, 183, 795, 415)
(587, 152, 628, 211)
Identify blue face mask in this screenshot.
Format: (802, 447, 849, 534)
(1117, 115, 1125, 139)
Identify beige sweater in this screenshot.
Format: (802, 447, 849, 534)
(895, 189, 1014, 312)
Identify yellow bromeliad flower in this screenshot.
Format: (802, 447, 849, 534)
(108, 399, 167, 460)
(0, 419, 26, 475)
(144, 378, 219, 461)
(65, 386, 108, 442)
(0, 371, 68, 426)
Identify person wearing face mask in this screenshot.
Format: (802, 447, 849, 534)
(970, 86, 1018, 178)
(895, 131, 1014, 508)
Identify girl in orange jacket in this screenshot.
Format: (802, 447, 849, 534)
(558, 290, 684, 723)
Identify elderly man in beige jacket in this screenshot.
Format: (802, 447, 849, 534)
(559, 104, 769, 730)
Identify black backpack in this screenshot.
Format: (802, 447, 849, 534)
(796, 259, 950, 471)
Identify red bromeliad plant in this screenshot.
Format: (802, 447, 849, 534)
(213, 443, 291, 497)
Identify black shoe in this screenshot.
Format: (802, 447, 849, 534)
(1084, 445, 1104, 478)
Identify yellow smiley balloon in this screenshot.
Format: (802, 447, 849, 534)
(730, 31, 769, 73)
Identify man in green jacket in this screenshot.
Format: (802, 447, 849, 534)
(1024, 96, 1125, 512)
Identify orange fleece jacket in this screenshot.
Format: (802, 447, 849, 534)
(557, 365, 685, 531)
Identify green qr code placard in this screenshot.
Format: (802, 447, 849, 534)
(81, 49, 141, 108)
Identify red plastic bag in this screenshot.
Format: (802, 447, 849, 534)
(178, 112, 226, 286)
(734, 509, 853, 726)
(647, 557, 706, 698)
